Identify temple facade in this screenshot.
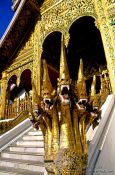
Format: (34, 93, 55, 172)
(0, 0, 115, 174)
(0, 0, 115, 120)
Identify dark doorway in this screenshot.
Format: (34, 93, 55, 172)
(68, 16, 107, 80)
(8, 69, 32, 102)
(7, 75, 17, 103)
(68, 16, 107, 94)
(42, 31, 61, 87)
(19, 69, 32, 93)
(41, 17, 107, 94)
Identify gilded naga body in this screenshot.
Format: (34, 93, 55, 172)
(29, 35, 105, 175)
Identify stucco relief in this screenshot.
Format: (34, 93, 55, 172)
(104, 0, 115, 6)
(40, 0, 96, 44)
(38, 0, 115, 92)
(7, 63, 33, 84)
(93, 0, 115, 92)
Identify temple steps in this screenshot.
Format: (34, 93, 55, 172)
(22, 135, 44, 140)
(0, 127, 47, 175)
(7, 146, 44, 153)
(16, 140, 44, 147)
(0, 165, 44, 175)
(1, 151, 44, 162)
(28, 130, 43, 136)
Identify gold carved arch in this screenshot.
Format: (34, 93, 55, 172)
(20, 68, 32, 83)
(7, 72, 18, 88)
(41, 13, 97, 43)
(20, 67, 32, 77)
(7, 65, 32, 87)
(36, 0, 115, 92)
(40, 0, 97, 42)
(67, 14, 97, 32)
(41, 30, 63, 47)
(7, 73, 18, 84)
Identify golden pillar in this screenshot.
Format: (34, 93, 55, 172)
(64, 32, 70, 47)
(101, 0, 115, 48)
(94, 0, 115, 93)
(0, 71, 8, 119)
(17, 68, 21, 87)
(32, 19, 42, 104)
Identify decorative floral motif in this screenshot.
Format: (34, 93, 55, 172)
(40, 0, 96, 43)
(55, 149, 87, 175)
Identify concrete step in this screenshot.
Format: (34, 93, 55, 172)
(22, 135, 44, 140)
(7, 146, 44, 153)
(28, 130, 43, 136)
(0, 166, 44, 175)
(0, 158, 45, 173)
(16, 140, 44, 147)
(0, 126, 46, 174)
(1, 151, 44, 162)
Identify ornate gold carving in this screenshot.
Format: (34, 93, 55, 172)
(90, 75, 96, 97)
(94, 20, 100, 29)
(0, 71, 8, 119)
(58, 35, 71, 87)
(42, 59, 53, 97)
(76, 59, 87, 100)
(29, 35, 106, 174)
(0, 109, 29, 135)
(55, 149, 87, 175)
(33, 20, 43, 96)
(16, 31, 34, 57)
(64, 32, 70, 47)
(39, 0, 115, 92)
(104, 0, 115, 6)
(0, 1, 115, 173)
(94, 0, 115, 93)
(40, 0, 96, 43)
(100, 69, 111, 104)
(6, 62, 32, 91)
(7, 61, 33, 76)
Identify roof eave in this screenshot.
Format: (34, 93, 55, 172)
(0, 0, 26, 48)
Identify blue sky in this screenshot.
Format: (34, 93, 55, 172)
(0, 0, 14, 39)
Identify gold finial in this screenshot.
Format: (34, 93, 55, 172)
(79, 77, 87, 99)
(76, 59, 87, 100)
(77, 59, 84, 83)
(58, 34, 71, 86)
(91, 75, 96, 97)
(42, 59, 53, 97)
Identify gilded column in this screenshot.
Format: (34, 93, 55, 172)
(17, 68, 21, 87)
(0, 71, 8, 119)
(101, 1, 115, 47)
(64, 32, 70, 47)
(94, 0, 115, 93)
(33, 19, 43, 100)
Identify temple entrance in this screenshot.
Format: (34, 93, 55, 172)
(5, 69, 32, 118)
(7, 69, 32, 103)
(68, 16, 107, 94)
(19, 69, 32, 97)
(41, 16, 107, 95)
(42, 31, 61, 87)
(7, 75, 17, 104)
(42, 16, 107, 95)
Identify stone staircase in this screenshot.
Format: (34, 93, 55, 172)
(0, 127, 47, 175)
